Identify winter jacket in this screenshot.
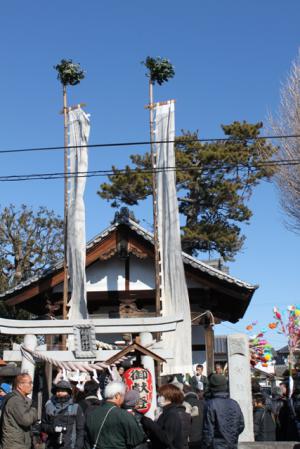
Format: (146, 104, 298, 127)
(42, 396, 85, 449)
(177, 405, 192, 449)
(85, 401, 145, 449)
(202, 392, 244, 449)
(141, 403, 184, 449)
(78, 395, 102, 416)
(0, 390, 38, 449)
(253, 407, 276, 441)
(284, 394, 300, 441)
(184, 392, 204, 444)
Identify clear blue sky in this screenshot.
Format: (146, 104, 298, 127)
(1, 0, 300, 348)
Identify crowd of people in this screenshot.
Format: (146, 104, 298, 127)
(0, 364, 299, 449)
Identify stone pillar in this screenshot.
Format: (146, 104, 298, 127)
(140, 332, 157, 420)
(21, 334, 38, 397)
(227, 333, 254, 442)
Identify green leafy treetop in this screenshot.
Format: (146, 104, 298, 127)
(54, 59, 85, 86)
(143, 56, 175, 85)
(98, 121, 277, 260)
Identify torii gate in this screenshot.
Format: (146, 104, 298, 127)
(0, 314, 182, 417)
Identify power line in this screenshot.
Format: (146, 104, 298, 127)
(0, 133, 300, 155)
(1, 158, 300, 182)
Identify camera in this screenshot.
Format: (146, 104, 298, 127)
(54, 426, 67, 446)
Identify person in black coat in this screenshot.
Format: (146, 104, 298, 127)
(42, 380, 85, 449)
(183, 385, 204, 449)
(141, 384, 184, 449)
(78, 380, 102, 416)
(253, 393, 276, 441)
(202, 374, 244, 449)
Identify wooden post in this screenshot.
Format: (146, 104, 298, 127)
(204, 320, 214, 376)
(149, 80, 161, 318)
(63, 85, 68, 321)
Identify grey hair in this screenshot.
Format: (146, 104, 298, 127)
(104, 381, 126, 399)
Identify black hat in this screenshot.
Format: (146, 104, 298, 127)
(208, 374, 228, 392)
(52, 380, 73, 394)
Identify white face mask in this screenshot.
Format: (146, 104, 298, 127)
(157, 395, 167, 407)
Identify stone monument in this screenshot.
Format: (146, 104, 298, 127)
(227, 333, 254, 442)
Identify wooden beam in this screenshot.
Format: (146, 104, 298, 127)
(204, 323, 215, 376)
(105, 341, 166, 365)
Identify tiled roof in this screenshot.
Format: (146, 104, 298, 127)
(0, 216, 257, 299)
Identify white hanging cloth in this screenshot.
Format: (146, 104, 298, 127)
(67, 108, 90, 320)
(155, 101, 192, 375)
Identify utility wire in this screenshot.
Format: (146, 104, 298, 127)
(1, 158, 300, 183)
(0, 133, 300, 155)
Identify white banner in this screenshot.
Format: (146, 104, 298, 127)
(67, 108, 90, 320)
(155, 101, 192, 375)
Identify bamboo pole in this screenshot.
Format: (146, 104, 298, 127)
(63, 85, 68, 321)
(149, 80, 161, 318)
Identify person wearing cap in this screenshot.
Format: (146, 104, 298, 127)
(202, 374, 244, 449)
(42, 380, 85, 449)
(122, 389, 149, 448)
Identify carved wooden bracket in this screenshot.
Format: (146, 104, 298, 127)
(98, 248, 117, 260)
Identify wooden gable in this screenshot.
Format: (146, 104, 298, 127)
(1, 219, 257, 323)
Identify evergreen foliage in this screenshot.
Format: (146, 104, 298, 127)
(143, 56, 175, 85)
(98, 121, 277, 260)
(54, 59, 85, 86)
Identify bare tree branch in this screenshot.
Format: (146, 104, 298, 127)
(268, 49, 300, 232)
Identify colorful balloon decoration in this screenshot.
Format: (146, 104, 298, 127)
(272, 305, 300, 396)
(246, 322, 274, 368)
(273, 305, 300, 356)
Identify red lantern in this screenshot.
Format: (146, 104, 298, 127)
(123, 367, 153, 414)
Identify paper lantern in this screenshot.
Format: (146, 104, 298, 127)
(123, 367, 153, 414)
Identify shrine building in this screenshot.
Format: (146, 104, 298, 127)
(0, 209, 257, 365)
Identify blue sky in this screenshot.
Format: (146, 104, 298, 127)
(1, 0, 300, 348)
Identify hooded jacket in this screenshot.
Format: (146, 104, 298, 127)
(42, 395, 85, 449)
(202, 392, 244, 449)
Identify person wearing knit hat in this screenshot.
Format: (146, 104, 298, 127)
(208, 374, 228, 393)
(42, 379, 85, 449)
(202, 374, 244, 449)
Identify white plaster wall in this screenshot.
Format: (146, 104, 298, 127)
(53, 256, 205, 293)
(129, 258, 154, 290)
(86, 258, 125, 291)
(53, 258, 125, 293)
